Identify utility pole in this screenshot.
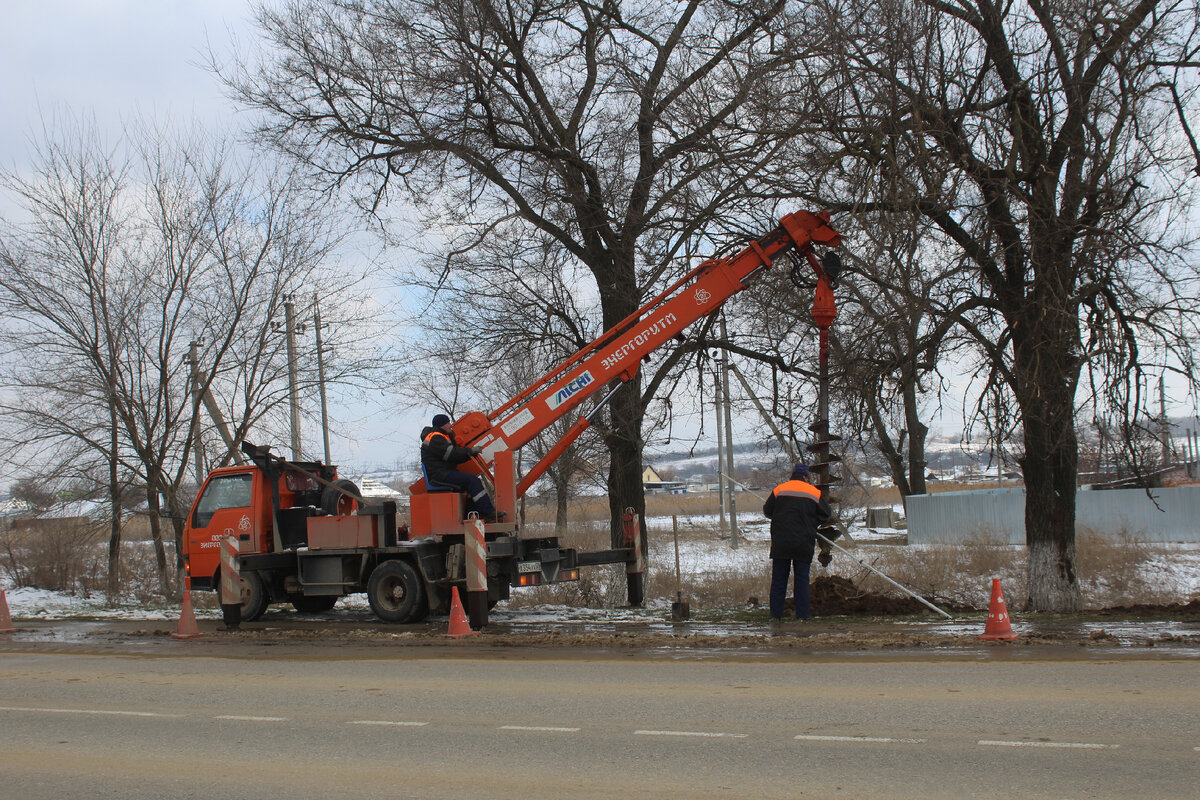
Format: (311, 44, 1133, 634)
(1159, 375, 1170, 466)
(313, 293, 332, 464)
(720, 317, 738, 548)
(713, 360, 727, 532)
(1189, 422, 1197, 477)
(1193, 426, 1199, 476)
(187, 340, 205, 483)
(1187, 428, 1194, 478)
(284, 296, 302, 460)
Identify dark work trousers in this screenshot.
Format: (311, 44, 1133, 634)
(433, 470, 496, 516)
(770, 558, 812, 620)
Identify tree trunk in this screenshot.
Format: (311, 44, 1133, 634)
(606, 383, 646, 544)
(605, 377, 647, 556)
(552, 469, 570, 535)
(167, 489, 188, 589)
(903, 378, 928, 496)
(145, 481, 172, 599)
(1015, 334, 1084, 612)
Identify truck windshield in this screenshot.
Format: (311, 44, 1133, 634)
(192, 474, 253, 528)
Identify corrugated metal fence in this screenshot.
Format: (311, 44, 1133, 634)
(906, 486, 1200, 544)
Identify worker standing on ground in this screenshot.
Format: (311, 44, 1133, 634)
(420, 413, 501, 521)
(763, 463, 831, 621)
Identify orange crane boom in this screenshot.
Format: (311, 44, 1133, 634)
(411, 210, 842, 499)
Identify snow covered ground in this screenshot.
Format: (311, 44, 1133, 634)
(2, 512, 1196, 622)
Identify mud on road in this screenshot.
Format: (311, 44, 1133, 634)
(3, 576, 1197, 659)
(3, 611, 1199, 661)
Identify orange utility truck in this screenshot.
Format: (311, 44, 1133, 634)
(182, 210, 843, 624)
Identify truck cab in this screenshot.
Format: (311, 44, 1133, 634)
(184, 460, 337, 592)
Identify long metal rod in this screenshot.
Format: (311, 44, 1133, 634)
(314, 293, 332, 465)
(729, 361, 795, 461)
(713, 365, 727, 531)
(284, 298, 302, 460)
(811, 533, 953, 619)
(726, 476, 954, 619)
(719, 317, 739, 548)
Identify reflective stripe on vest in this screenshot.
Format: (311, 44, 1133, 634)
(772, 479, 822, 501)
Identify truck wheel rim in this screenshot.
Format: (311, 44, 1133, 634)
(383, 577, 407, 608)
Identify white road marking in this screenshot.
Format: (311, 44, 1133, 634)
(635, 730, 748, 738)
(0, 705, 183, 718)
(349, 720, 429, 727)
(978, 740, 1118, 750)
(794, 734, 926, 744)
(215, 715, 288, 722)
(500, 725, 581, 732)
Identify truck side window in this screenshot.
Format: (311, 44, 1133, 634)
(192, 474, 254, 528)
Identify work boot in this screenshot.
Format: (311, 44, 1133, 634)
(483, 511, 507, 524)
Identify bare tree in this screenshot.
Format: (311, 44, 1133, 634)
(794, 0, 1200, 609)
(223, 0, 826, 546)
(830, 212, 977, 502)
(0, 114, 361, 599)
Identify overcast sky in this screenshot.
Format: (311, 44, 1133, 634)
(6, 3, 1193, 486)
(0, 2, 435, 475)
(1, 2, 253, 163)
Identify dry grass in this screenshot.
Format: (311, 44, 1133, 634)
(1, 519, 181, 604)
(4, 492, 1192, 613)
(1, 521, 107, 595)
(852, 536, 1026, 609)
(507, 507, 1195, 612)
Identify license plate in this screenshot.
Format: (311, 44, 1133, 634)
(517, 561, 541, 574)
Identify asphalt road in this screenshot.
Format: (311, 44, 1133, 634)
(0, 645, 1196, 799)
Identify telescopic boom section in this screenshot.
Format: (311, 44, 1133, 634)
(410, 210, 841, 497)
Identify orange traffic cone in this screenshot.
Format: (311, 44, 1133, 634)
(0, 589, 15, 633)
(980, 578, 1018, 641)
(171, 590, 203, 640)
(445, 587, 478, 639)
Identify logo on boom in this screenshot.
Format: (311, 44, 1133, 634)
(547, 371, 594, 410)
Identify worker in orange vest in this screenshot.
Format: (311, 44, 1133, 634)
(763, 463, 831, 621)
(420, 413, 501, 521)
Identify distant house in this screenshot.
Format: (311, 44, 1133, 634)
(0, 496, 29, 530)
(351, 476, 409, 509)
(642, 465, 687, 494)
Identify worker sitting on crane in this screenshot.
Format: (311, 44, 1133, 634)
(420, 413, 502, 522)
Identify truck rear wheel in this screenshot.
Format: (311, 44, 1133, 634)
(367, 560, 427, 623)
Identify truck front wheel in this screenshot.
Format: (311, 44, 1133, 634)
(367, 560, 427, 624)
(240, 571, 270, 621)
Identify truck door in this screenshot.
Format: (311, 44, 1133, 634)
(186, 472, 256, 583)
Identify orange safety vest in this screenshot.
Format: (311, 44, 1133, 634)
(772, 479, 822, 501)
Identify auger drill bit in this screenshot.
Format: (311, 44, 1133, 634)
(809, 416, 843, 566)
(803, 248, 843, 567)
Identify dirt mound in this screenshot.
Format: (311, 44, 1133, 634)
(805, 575, 932, 616)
